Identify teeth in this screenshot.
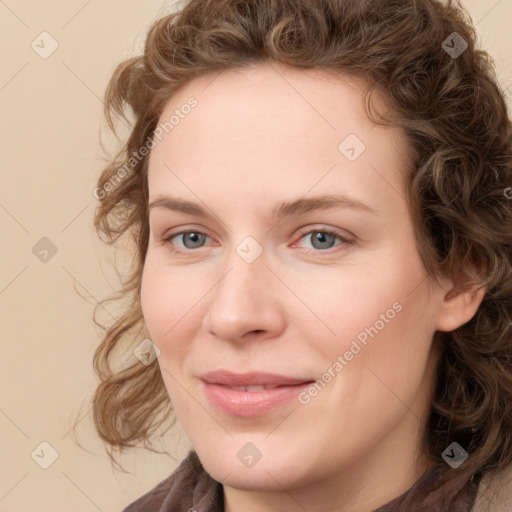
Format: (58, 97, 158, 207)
(229, 385, 278, 391)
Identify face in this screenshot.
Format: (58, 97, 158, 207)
(141, 63, 449, 503)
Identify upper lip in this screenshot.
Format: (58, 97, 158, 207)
(200, 370, 314, 387)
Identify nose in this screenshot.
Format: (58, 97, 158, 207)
(201, 248, 286, 344)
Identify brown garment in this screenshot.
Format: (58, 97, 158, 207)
(122, 450, 482, 512)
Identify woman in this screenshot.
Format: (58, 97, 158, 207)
(91, 0, 512, 510)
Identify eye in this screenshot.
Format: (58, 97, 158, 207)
(163, 230, 212, 253)
(294, 227, 353, 253)
(161, 227, 353, 255)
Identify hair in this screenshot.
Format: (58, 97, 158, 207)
(90, 0, 512, 496)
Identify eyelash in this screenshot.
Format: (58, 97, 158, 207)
(161, 227, 353, 256)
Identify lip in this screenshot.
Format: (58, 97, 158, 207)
(200, 370, 315, 417)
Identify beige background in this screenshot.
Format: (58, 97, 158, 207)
(1, 1, 511, 511)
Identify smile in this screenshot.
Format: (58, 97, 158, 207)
(200, 371, 315, 417)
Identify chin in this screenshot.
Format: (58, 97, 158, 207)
(205, 458, 297, 491)
(195, 441, 312, 492)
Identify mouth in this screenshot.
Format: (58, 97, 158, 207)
(200, 370, 315, 417)
(223, 384, 289, 391)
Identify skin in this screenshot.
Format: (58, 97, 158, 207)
(140, 62, 485, 512)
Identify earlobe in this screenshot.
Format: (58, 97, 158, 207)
(435, 279, 486, 333)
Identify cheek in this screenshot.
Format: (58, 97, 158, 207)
(288, 266, 412, 357)
(140, 262, 200, 403)
(140, 260, 197, 348)
(140, 262, 166, 337)
(300, 253, 435, 382)
(327, 271, 436, 417)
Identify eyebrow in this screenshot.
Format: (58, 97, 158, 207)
(148, 193, 377, 219)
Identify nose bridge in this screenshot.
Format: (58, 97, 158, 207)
(214, 242, 268, 314)
(216, 233, 268, 300)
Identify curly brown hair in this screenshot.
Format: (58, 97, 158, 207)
(90, 0, 512, 493)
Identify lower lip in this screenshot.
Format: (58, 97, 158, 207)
(202, 381, 313, 417)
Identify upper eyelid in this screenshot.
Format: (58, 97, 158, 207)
(161, 225, 214, 241)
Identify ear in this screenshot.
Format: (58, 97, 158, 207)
(435, 267, 486, 333)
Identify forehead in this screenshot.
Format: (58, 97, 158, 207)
(152, 63, 382, 153)
(147, 62, 410, 207)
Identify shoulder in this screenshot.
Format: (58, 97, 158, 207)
(473, 465, 512, 512)
(121, 450, 222, 512)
